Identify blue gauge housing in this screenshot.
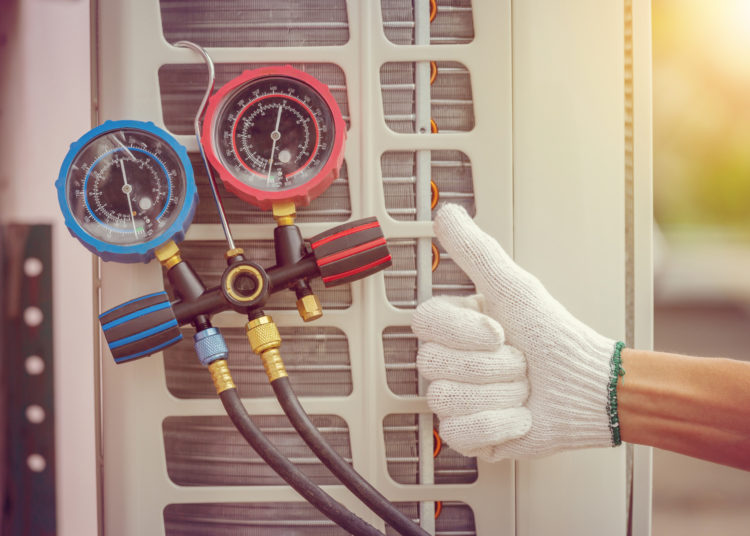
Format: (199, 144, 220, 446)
(56, 120, 198, 263)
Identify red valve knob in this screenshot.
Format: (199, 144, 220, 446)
(309, 218, 392, 287)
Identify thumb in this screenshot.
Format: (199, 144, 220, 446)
(433, 204, 555, 337)
(434, 204, 525, 300)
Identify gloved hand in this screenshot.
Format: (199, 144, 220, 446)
(411, 204, 624, 461)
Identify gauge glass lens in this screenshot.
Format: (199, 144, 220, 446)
(213, 75, 336, 192)
(65, 128, 187, 245)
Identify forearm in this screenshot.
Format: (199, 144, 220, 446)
(618, 348, 750, 470)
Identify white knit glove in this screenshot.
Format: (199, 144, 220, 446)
(411, 204, 624, 461)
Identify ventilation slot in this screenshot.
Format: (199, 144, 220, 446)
(380, 61, 474, 133)
(159, 0, 350, 48)
(383, 326, 419, 396)
(387, 502, 477, 536)
(163, 415, 350, 486)
(382, 150, 475, 220)
(385, 239, 474, 308)
(164, 240, 352, 310)
(164, 502, 350, 535)
(164, 501, 476, 536)
(164, 326, 351, 398)
(381, 0, 475, 45)
(383, 414, 478, 484)
(190, 153, 351, 224)
(158, 63, 350, 136)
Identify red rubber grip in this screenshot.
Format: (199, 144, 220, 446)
(309, 218, 392, 287)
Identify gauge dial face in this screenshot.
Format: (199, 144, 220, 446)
(214, 76, 334, 191)
(64, 128, 188, 246)
(203, 67, 346, 209)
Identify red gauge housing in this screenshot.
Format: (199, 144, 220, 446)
(202, 65, 346, 210)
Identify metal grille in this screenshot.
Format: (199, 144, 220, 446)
(380, 61, 474, 133)
(164, 326, 352, 398)
(158, 63, 350, 135)
(162, 240, 353, 310)
(191, 153, 351, 224)
(381, 0, 474, 45)
(159, 0, 350, 48)
(383, 414, 478, 484)
(163, 415, 351, 486)
(383, 326, 418, 396)
(164, 501, 475, 536)
(385, 239, 475, 309)
(387, 502, 477, 536)
(382, 150, 475, 220)
(164, 502, 349, 535)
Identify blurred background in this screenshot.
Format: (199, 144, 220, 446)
(652, 0, 750, 533)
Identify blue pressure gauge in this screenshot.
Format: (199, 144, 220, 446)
(56, 120, 198, 263)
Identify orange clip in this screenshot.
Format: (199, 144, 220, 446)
(431, 243, 440, 272)
(430, 181, 439, 209)
(430, 61, 438, 85)
(430, 119, 438, 133)
(433, 428, 442, 457)
(434, 500, 443, 519)
(429, 0, 437, 22)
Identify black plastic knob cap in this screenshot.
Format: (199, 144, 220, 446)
(310, 217, 392, 287)
(99, 291, 183, 364)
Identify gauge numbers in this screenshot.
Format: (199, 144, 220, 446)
(65, 129, 187, 246)
(214, 76, 335, 192)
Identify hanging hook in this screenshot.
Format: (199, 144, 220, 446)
(174, 40, 237, 252)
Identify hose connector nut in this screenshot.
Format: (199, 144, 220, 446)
(154, 240, 182, 270)
(193, 327, 229, 366)
(296, 293, 323, 322)
(247, 315, 281, 355)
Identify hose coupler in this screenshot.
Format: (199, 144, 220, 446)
(207, 359, 236, 394)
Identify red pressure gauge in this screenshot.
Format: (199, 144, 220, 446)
(202, 66, 346, 210)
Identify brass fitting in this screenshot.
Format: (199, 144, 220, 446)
(246, 315, 281, 354)
(207, 359, 236, 394)
(224, 247, 245, 261)
(154, 240, 182, 270)
(272, 200, 297, 226)
(296, 293, 323, 322)
(224, 264, 264, 303)
(246, 316, 287, 381)
(260, 348, 287, 382)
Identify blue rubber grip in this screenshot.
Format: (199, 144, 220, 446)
(99, 291, 182, 363)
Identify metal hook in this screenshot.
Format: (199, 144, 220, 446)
(174, 40, 236, 251)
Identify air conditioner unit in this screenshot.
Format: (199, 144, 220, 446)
(6, 0, 654, 534)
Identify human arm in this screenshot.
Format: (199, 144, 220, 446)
(619, 348, 750, 470)
(413, 204, 750, 470)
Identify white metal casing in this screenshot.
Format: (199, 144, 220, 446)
(91, 1, 653, 535)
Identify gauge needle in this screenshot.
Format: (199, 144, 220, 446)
(267, 103, 283, 185)
(120, 159, 139, 236)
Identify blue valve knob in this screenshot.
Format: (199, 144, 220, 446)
(193, 327, 229, 366)
(99, 291, 183, 363)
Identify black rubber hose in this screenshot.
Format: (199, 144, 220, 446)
(271, 376, 430, 536)
(219, 388, 384, 536)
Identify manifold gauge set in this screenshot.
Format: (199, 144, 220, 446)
(54, 44, 436, 536)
